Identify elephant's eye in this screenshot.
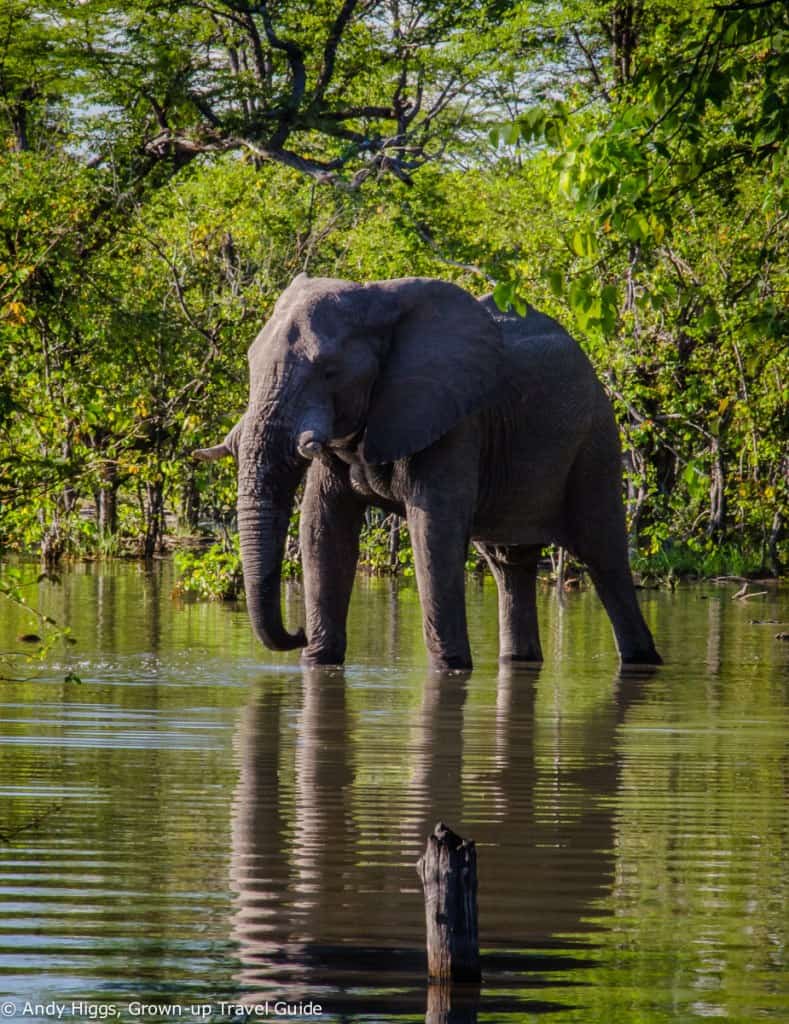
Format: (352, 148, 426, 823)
(322, 364, 339, 383)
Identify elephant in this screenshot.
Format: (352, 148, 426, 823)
(194, 274, 661, 672)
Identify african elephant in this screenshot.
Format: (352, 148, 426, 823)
(194, 274, 661, 671)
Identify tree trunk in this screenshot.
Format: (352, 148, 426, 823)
(389, 514, 401, 572)
(40, 512, 65, 569)
(610, 2, 640, 85)
(11, 90, 35, 152)
(41, 473, 79, 568)
(767, 509, 783, 576)
(707, 437, 726, 538)
(181, 470, 201, 533)
(143, 479, 165, 559)
(97, 461, 119, 539)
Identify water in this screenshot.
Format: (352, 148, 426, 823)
(0, 563, 787, 1022)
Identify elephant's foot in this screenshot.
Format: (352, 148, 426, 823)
(428, 652, 473, 673)
(301, 644, 346, 667)
(620, 645, 663, 666)
(499, 649, 543, 665)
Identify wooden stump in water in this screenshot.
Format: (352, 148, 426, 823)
(416, 821, 480, 983)
(425, 980, 479, 1024)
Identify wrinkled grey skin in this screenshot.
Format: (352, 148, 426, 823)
(195, 274, 661, 672)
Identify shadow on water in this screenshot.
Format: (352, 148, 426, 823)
(228, 662, 659, 1019)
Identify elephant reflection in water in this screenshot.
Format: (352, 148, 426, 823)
(229, 669, 358, 1001)
(399, 667, 653, 946)
(229, 666, 653, 1010)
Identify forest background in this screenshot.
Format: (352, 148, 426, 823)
(0, 0, 786, 599)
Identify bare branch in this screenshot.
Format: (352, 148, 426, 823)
(320, 106, 395, 121)
(254, 0, 306, 118)
(413, 222, 495, 284)
(229, 136, 343, 180)
(311, 0, 360, 109)
(571, 27, 611, 102)
(141, 234, 219, 347)
(0, 805, 62, 844)
(239, 9, 268, 87)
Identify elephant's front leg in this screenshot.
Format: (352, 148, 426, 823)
(403, 432, 478, 672)
(407, 502, 473, 670)
(300, 459, 366, 665)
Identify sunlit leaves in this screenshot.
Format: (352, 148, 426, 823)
(487, 0, 787, 565)
(0, 0, 786, 574)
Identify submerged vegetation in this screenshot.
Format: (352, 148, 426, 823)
(0, 0, 786, 588)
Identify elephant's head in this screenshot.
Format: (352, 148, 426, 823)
(196, 274, 508, 653)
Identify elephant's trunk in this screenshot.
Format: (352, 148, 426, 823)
(237, 422, 307, 652)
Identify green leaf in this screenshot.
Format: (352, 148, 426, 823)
(503, 122, 520, 146)
(492, 281, 514, 312)
(705, 70, 731, 109)
(569, 277, 595, 315)
(600, 285, 619, 334)
(626, 214, 651, 242)
(546, 269, 564, 297)
(682, 462, 709, 501)
(570, 231, 598, 258)
(650, 216, 666, 244)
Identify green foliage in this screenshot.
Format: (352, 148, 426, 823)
(173, 514, 302, 599)
(358, 511, 413, 576)
(491, 0, 787, 574)
(632, 540, 769, 585)
(173, 540, 243, 601)
(0, 0, 786, 579)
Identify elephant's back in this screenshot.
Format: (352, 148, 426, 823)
(480, 296, 596, 386)
(479, 296, 598, 427)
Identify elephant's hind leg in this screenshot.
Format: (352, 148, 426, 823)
(300, 459, 366, 666)
(564, 425, 662, 665)
(478, 543, 543, 663)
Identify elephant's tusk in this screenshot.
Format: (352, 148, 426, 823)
(192, 443, 232, 461)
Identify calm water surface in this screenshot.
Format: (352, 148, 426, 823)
(0, 563, 786, 1023)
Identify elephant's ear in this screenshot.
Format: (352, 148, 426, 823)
(361, 279, 509, 464)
